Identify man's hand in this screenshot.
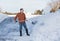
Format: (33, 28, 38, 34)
(16, 21, 17, 22)
(14, 20, 17, 23)
(26, 20, 28, 21)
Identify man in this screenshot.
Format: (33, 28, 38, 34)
(14, 8, 30, 36)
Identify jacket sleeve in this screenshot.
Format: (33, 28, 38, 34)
(24, 14, 26, 20)
(14, 14, 18, 21)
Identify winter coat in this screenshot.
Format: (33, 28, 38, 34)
(14, 12, 26, 23)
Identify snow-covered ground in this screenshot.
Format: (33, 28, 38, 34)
(0, 9, 60, 41)
(31, 10, 60, 41)
(0, 14, 8, 23)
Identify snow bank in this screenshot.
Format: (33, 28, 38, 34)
(0, 9, 60, 41)
(0, 13, 8, 23)
(31, 10, 60, 41)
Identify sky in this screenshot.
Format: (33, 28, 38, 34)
(0, 0, 52, 13)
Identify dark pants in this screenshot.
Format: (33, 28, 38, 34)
(19, 22, 29, 36)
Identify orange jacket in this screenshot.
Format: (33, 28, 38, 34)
(14, 12, 26, 23)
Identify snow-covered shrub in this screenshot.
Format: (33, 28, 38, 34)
(48, 0, 60, 13)
(33, 10, 43, 15)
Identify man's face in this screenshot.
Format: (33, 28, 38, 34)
(20, 10, 24, 13)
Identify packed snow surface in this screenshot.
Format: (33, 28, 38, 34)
(0, 10, 60, 41)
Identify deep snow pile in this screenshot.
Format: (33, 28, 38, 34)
(0, 9, 60, 41)
(31, 10, 60, 41)
(0, 13, 8, 23)
(0, 17, 35, 41)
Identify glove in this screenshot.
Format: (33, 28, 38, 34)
(16, 21, 17, 22)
